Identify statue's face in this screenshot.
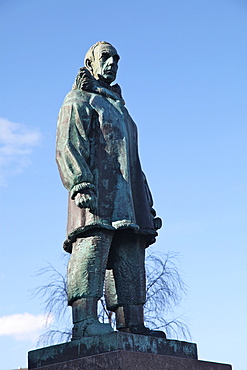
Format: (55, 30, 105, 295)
(91, 44, 119, 85)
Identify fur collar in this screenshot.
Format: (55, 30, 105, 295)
(72, 67, 125, 105)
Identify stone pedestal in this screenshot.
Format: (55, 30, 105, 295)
(28, 332, 232, 370)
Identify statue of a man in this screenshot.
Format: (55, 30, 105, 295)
(56, 41, 165, 339)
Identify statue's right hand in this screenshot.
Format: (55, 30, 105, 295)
(75, 191, 96, 212)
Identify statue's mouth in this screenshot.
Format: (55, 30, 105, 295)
(106, 71, 115, 76)
(105, 68, 116, 75)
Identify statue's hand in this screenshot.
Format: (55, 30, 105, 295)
(154, 217, 162, 230)
(150, 207, 162, 230)
(75, 190, 96, 212)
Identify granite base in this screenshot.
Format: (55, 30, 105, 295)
(28, 350, 232, 370)
(28, 332, 232, 370)
(28, 331, 197, 368)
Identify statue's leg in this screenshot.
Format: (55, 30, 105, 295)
(105, 230, 146, 324)
(105, 230, 166, 338)
(106, 230, 146, 305)
(67, 229, 114, 338)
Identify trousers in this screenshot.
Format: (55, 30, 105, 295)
(67, 228, 147, 309)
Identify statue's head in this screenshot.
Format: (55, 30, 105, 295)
(84, 41, 120, 85)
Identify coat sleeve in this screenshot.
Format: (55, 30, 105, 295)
(56, 91, 95, 198)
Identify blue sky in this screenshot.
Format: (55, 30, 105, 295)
(0, 0, 246, 369)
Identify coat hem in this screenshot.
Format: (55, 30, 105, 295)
(63, 222, 157, 253)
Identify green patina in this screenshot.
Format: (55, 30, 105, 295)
(56, 41, 163, 339)
(28, 332, 198, 368)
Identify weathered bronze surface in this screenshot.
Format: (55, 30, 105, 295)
(28, 332, 198, 369)
(29, 350, 232, 370)
(56, 42, 163, 339)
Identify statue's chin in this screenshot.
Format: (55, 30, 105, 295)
(98, 74, 116, 85)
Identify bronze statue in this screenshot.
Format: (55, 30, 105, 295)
(56, 41, 164, 339)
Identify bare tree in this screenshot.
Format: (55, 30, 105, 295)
(33, 251, 190, 346)
(31, 262, 72, 346)
(144, 251, 190, 339)
(98, 251, 190, 339)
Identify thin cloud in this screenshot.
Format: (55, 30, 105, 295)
(0, 117, 41, 185)
(0, 313, 53, 341)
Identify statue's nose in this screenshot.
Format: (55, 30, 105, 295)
(108, 56, 114, 65)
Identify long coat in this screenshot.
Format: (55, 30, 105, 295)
(56, 81, 157, 252)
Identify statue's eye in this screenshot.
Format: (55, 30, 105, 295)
(100, 53, 109, 61)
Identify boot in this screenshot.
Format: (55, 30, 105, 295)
(71, 298, 113, 339)
(116, 304, 166, 338)
(115, 306, 130, 332)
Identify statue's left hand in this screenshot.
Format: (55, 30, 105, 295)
(74, 191, 96, 212)
(150, 207, 162, 229)
(154, 217, 162, 230)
